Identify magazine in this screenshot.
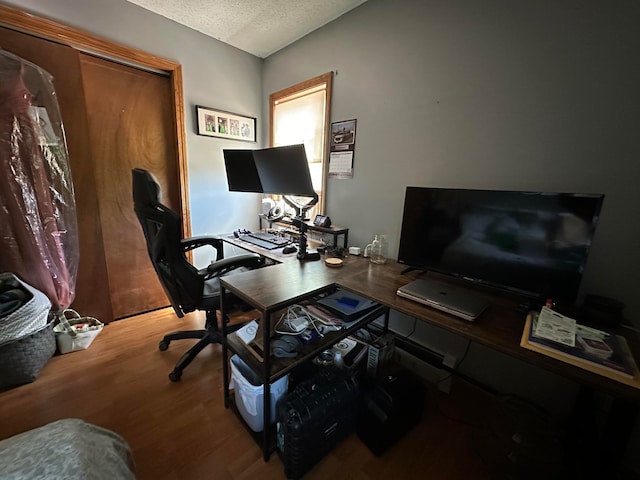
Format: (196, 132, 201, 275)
(521, 311, 640, 387)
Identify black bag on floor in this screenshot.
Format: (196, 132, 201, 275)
(357, 372, 426, 456)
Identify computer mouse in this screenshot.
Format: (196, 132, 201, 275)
(282, 245, 297, 254)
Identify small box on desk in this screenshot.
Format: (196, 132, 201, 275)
(366, 333, 395, 378)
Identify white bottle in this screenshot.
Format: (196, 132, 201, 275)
(333, 351, 344, 368)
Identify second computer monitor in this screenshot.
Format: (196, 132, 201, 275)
(253, 144, 316, 197)
(223, 149, 263, 192)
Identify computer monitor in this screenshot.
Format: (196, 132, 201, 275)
(223, 149, 263, 192)
(252, 144, 316, 197)
(397, 186, 604, 304)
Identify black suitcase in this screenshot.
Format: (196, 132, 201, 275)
(276, 370, 360, 479)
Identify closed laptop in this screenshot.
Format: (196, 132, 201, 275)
(396, 278, 488, 321)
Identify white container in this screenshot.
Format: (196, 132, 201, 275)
(53, 309, 103, 354)
(230, 355, 288, 432)
(369, 234, 388, 264)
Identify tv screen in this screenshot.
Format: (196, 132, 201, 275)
(223, 149, 263, 192)
(397, 187, 604, 303)
(253, 144, 316, 197)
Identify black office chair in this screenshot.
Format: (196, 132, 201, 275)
(132, 168, 263, 382)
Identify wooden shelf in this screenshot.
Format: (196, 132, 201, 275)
(221, 276, 389, 460)
(227, 303, 388, 385)
(259, 214, 349, 248)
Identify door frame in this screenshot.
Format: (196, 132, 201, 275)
(0, 3, 191, 237)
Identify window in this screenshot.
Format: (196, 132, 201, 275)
(269, 72, 333, 216)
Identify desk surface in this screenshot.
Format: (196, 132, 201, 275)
(220, 243, 640, 402)
(222, 233, 303, 264)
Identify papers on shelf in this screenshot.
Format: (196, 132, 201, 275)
(520, 310, 640, 388)
(534, 306, 576, 347)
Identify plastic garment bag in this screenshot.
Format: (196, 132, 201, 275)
(0, 49, 79, 313)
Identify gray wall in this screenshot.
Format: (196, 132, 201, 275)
(1, 0, 264, 267)
(263, 0, 640, 325)
(262, 0, 640, 469)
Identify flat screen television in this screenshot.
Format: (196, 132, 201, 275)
(397, 187, 604, 303)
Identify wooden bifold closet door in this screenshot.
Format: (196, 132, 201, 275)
(78, 54, 181, 319)
(0, 18, 184, 323)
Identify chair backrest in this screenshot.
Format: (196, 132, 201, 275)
(132, 168, 203, 317)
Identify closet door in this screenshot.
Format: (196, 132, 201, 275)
(0, 26, 113, 322)
(78, 54, 180, 319)
(1, 22, 184, 322)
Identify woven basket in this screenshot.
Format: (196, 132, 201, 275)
(0, 272, 52, 343)
(0, 319, 56, 389)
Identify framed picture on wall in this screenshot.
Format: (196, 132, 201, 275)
(195, 105, 256, 142)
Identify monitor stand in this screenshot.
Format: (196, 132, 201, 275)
(293, 218, 320, 261)
(401, 266, 426, 275)
(284, 193, 317, 222)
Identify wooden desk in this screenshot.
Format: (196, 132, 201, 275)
(337, 258, 640, 401)
(221, 246, 640, 400)
(220, 245, 640, 463)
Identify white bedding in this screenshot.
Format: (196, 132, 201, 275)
(0, 418, 135, 479)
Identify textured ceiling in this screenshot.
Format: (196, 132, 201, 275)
(125, 0, 368, 58)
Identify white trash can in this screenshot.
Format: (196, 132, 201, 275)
(230, 355, 289, 432)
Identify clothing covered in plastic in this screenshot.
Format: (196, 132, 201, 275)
(0, 49, 79, 313)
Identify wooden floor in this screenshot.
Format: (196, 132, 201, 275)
(0, 308, 535, 479)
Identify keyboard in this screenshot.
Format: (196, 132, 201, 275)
(248, 232, 290, 246)
(240, 232, 290, 250)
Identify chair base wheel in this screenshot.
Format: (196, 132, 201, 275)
(159, 340, 170, 351)
(169, 370, 182, 382)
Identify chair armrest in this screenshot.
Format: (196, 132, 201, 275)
(206, 253, 263, 278)
(181, 236, 224, 261)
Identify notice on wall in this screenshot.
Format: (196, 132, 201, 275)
(329, 119, 357, 179)
(329, 151, 353, 174)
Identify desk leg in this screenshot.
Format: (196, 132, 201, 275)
(567, 386, 637, 476)
(262, 309, 272, 462)
(602, 397, 637, 471)
(220, 285, 230, 409)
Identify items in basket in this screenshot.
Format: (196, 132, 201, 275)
(53, 309, 103, 354)
(0, 272, 51, 343)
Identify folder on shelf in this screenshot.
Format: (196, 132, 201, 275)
(316, 290, 379, 321)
